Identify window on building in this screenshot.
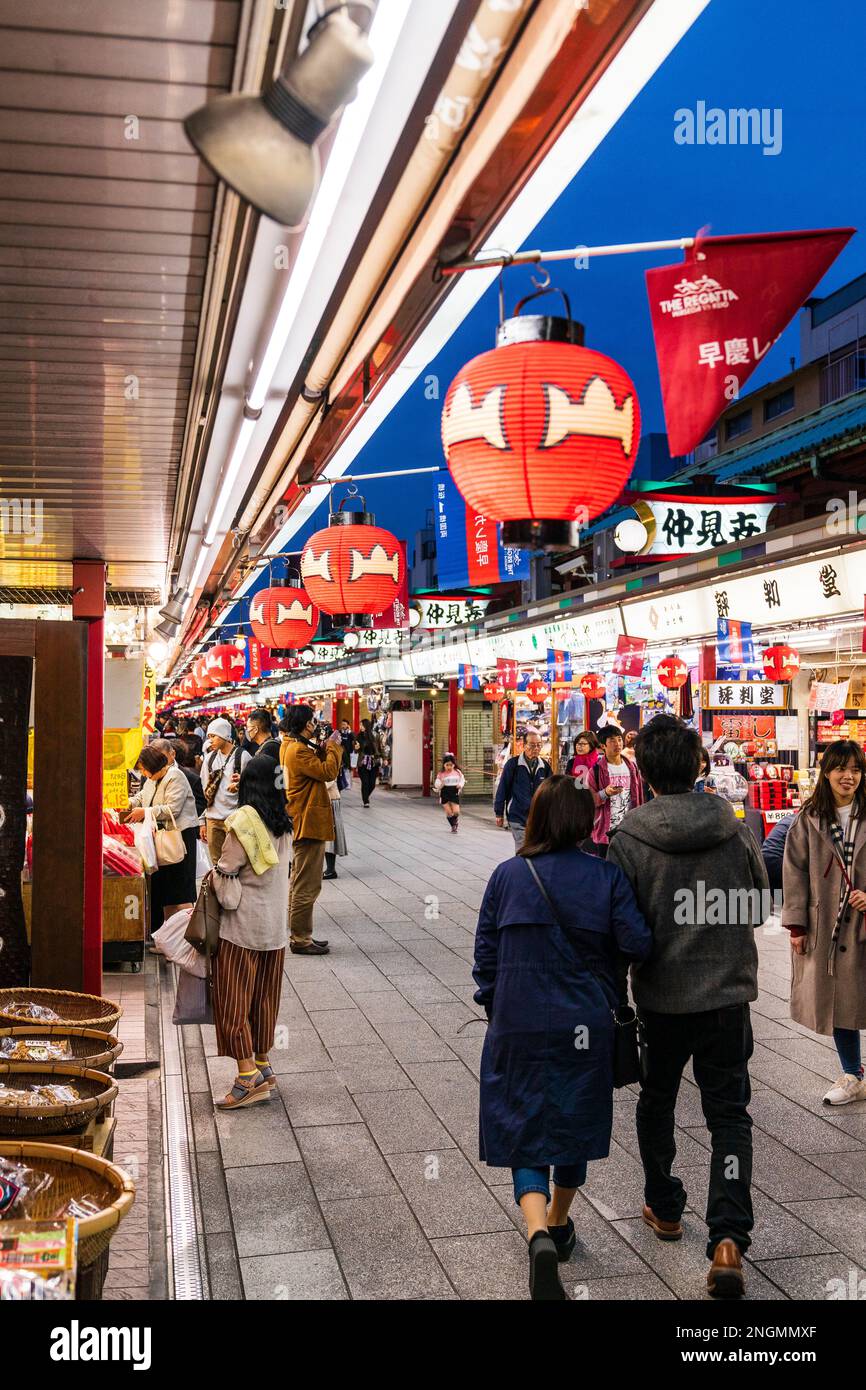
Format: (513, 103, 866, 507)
(764, 387, 795, 422)
(725, 409, 753, 442)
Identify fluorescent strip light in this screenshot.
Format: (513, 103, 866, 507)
(204, 416, 258, 547)
(251, 0, 710, 569)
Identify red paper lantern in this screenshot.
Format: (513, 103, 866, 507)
(442, 315, 640, 551)
(193, 656, 217, 691)
(762, 644, 800, 682)
(526, 679, 550, 702)
(483, 681, 505, 701)
(180, 675, 198, 700)
(249, 585, 319, 650)
(301, 506, 404, 624)
(205, 643, 246, 686)
(579, 672, 605, 700)
(656, 655, 689, 690)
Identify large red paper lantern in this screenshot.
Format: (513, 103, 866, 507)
(205, 642, 246, 686)
(763, 644, 800, 682)
(194, 655, 217, 691)
(579, 672, 605, 701)
(180, 675, 198, 700)
(301, 506, 404, 625)
(657, 655, 689, 690)
(249, 585, 319, 650)
(442, 313, 640, 551)
(526, 680, 550, 702)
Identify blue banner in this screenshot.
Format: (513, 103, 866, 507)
(434, 471, 530, 590)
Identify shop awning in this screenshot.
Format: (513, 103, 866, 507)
(712, 388, 866, 482)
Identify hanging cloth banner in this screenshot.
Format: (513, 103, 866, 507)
(612, 634, 647, 676)
(497, 657, 519, 689)
(645, 227, 854, 455)
(434, 472, 530, 589)
(546, 649, 574, 684)
(459, 663, 480, 689)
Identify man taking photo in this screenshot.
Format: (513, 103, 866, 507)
(280, 705, 344, 956)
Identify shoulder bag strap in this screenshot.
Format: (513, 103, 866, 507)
(523, 856, 615, 1018)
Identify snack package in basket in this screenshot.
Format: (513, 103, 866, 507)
(0, 1038, 72, 1061)
(3, 1002, 62, 1023)
(0, 1219, 77, 1299)
(0, 1082, 81, 1109)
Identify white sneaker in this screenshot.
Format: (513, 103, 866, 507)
(823, 1074, 866, 1106)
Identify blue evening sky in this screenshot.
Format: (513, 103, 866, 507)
(283, 0, 865, 561)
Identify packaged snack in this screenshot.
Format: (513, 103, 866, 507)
(0, 1038, 72, 1061)
(0, 1082, 81, 1109)
(3, 1002, 62, 1023)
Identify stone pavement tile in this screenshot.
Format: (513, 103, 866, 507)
(613, 1216, 785, 1301)
(373, 1020, 458, 1064)
(497, 1189, 653, 1283)
(675, 1166, 836, 1260)
(296, 1122, 398, 1200)
(322, 1193, 454, 1299)
(201, 1022, 218, 1058)
(226, 1161, 330, 1258)
(808, 1151, 866, 1195)
(579, 1272, 677, 1300)
(748, 1043, 835, 1106)
(352, 1089, 453, 1153)
(184, 1046, 211, 1094)
(450, 1037, 483, 1077)
(307, 1007, 382, 1048)
(748, 1012, 798, 1041)
(384, 1148, 513, 1239)
(753, 1252, 866, 1300)
(378, 919, 432, 942)
(582, 1141, 657, 1221)
(267, 1027, 335, 1075)
(292, 976, 357, 1011)
(189, 1089, 219, 1154)
(391, 973, 459, 1005)
(414, 999, 487, 1040)
(784, 1197, 866, 1264)
(819, 1107, 866, 1143)
(746, 1089, 862, 1154)
(197, 1151, 232, 1236)
(331, 960, 397, 994)
(760, 1035, 842, 1082)
(241, 1249, 348, 1301)
(274, 991, 311, 1029)
(329, 1047, 414, 1094)
(431, 1230, 531, 1300)
(205, 1232, 243, 1300)
(370, 949, 437, 979)
(353, 990, 425, 1025)
(215, 1094, 301, 1167)
(277, 1069, 363, 1126)
(404, 1059, 478, 1145)
(682, 1127, 852, 1202)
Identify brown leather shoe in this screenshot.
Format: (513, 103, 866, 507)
(642, 1204, 683, 1240)
(707, 1238, 745, 1299)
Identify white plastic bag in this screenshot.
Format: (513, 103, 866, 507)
(152, 907, 206, 978)
(131, 812, 157, 874)
(196, 838, 211, 879)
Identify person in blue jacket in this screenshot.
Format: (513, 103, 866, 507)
(493, 727, 552, 849)
(473, 775, 651, 1300)
(761, 811, 794, 895)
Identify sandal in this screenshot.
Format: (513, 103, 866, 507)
(215, 1070, 271, 1110)
(255, 1061, 277, 1089)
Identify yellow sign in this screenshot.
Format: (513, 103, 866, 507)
(103, 728, 143, 809)
(141, 662, 157, 741)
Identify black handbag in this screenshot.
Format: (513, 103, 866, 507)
(524, 857, 644, 1088)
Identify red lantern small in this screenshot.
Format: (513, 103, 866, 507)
(193, 656, 217, 692)
(301, 503, 404, 625)
(205, 643, 246, 686)
(656, 655, 689, 690)
(526, 680, 550, 702)
(762, 644, 800, 682)
(180, 675, 198, 700)
(579, 672, 605, 701)
(483, 682, 505, 701)
(249, 585, 319, 650)
(442, 310, 640, 551)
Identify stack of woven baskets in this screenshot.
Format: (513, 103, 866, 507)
(0, 987, 136, 1298)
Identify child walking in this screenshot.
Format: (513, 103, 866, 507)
(434, 754, 465, 833)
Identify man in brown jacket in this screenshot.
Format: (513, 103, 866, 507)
(280, 705, 343, 955)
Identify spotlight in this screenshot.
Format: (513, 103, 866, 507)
(343, 629, 361, 650)
(157, 588, 188, 627)
(184, 8, 374, 227)
(233, 634, 247, 650)
(147, 640, 168, 663)
(614, 518, 649, 553)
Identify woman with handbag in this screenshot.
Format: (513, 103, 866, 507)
(473, 776, 650, 1300)
(209, 755, 292, 1110)
(126, 745, 199, 931)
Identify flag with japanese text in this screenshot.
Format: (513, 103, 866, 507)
(434, 471, 530, 588)
(459, 664, 479, 690)
(372, 541, 409, 630)
(546, 649, 573, 683)
(646, 228, 854, 455)
(612, 634, 647, 676)
(715, 617, 763, 681)
(497, 658, 519, 689)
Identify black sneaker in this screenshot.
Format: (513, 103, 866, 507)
(290, 939, 330, 955)
(547, 1216, 576, 1262)
(322, 869, 338, 880)
(528, 1231, 566, 1301)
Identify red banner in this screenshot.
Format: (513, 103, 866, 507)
(372, 540, 409, 630)
(497, 657, 519, 689)
(646, 227, 854, 455)
(612, 635, 647, 676)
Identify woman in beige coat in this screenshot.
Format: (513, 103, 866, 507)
(782, 740, 866, 1106)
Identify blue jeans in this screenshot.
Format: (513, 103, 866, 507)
(512, 1163, 587, 1206)
(834, 1027, 863, 1077)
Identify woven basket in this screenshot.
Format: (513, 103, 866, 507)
(0, 1064, 118, 1138)
(0, 1140, 135, 1266)
(0, 988, 122, 1032)
(0, 1026, 123, 1072)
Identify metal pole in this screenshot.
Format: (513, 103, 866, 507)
(303, 465, 443, 486)
(439, 236, 697, 275)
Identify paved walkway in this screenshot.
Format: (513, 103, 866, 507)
(189, 782, 866, 1301)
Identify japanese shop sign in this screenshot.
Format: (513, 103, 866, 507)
(645, 228, 854, 453)
(411, 596, 489, 628)
(808, 680, 849, 713)
(703, 682, 788, 711)
(630, 495, 777, 557)
(612, 634, 648, 676)
(434, 471, 530, 588)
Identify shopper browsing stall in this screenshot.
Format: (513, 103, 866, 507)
(201, 718, 250, 865)
(434, 754, 465, 833)
(126, 745, 200, 931)
(567, 732, 599, 789)
(782, 740, 866, 1106)
(588, 726, 645, 857)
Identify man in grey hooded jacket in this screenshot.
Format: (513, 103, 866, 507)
(607, 715, 769, 1300)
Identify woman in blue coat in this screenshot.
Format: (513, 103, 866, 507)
(473, 775, 651, 1300)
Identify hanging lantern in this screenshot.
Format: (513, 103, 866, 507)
(579, 672, 606, 701)
(301, 501, 403, 626)
(194, 655, 217, 691)
(482, 681, 505, 701)
(205, 642, 246, 686)
(656, 655, 689, 690)
(526, 679, 550, 702)
(762, 644, 800, 682)
(442, 303, 640, 552)
(249, 584, 319, 651)
(180, 675, 198, 700)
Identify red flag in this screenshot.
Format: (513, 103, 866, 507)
(612, 635, 647, 676)
(646, 228, 854, 455)
(497, 657, 518, 689)
(372, 541, 409, 630)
